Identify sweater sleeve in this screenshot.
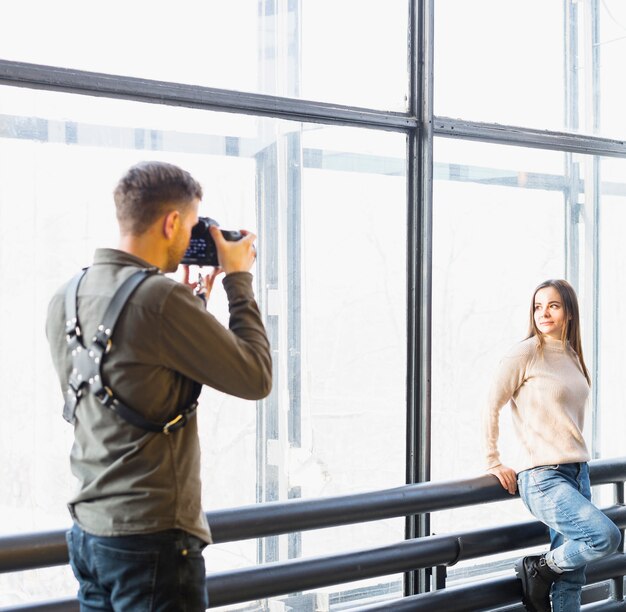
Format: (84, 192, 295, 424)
(482, 342, 534, 470)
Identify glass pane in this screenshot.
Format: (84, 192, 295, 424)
(598, 156, 626, 460)
(0, 0, 409, 111)
(435, 1, 564, 129)
(301, 0, 409, 109)
(436, 1, 624, 140)
(293, 125, 407, 606)
(0, 85, 407, 607)
(431, 137, 570, 584)
(599, 1, 626, 140)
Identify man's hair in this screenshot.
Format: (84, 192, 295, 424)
(114, 161, 203, 235)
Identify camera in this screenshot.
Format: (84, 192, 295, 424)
(181, 216, 243, 267)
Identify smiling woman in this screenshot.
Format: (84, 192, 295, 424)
(533, 285, 567, 339)
(533, 294, 567, 349)
(528, 280, 589, 381)
(483, 279, 615, 612)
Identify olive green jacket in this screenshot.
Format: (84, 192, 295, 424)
(46, 248, 272, 543)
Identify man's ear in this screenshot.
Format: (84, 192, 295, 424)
(162, 209, 180, 240)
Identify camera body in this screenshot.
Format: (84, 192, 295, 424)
(181, 216, 243, 267)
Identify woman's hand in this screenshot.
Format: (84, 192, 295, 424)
(182, 265, 222, 305)
(487, 464, 518, 495)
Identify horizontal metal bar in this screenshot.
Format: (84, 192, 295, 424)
(583, 601, 626, 611)
(350, 553, 626, 611)
(202, 505, 626, 607)
(4, 556, 625, 612)
(2, 475, 508, 574)
(379, 576, 518, 612)
(207, 474, 507, 543)
(205, 456, 626, 542)
(0, 60, 415, 132)
(1, 457, 625, 575)
(2, 63, 625, 159)
(2, 506, 625, 611)
(590, 458, 626, 484)
(434, 117, 626, 159)
(0, 602, 78, 612)
(4, 61, 625, 160)
(0, 531, 67, 574)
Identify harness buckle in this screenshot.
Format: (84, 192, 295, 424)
(65, 318, 81, 336)
(94, 386, 114, 407)
(93, 329, 112, 354)
(162, 414, 186, 435)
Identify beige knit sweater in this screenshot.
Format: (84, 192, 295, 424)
(483, 335, 590, 472)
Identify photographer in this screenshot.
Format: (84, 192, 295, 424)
(46, 161, 272, 611)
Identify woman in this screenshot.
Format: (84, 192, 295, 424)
(483, 279, 620, 612)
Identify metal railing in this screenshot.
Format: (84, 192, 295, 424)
(1, 457, 625, 611)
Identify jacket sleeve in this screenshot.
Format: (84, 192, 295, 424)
(159, 272, 272, 400)
(482, 344, 531, 470)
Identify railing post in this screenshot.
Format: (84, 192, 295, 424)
(611, 481, 625, 601)
(433, 565, 447, 590)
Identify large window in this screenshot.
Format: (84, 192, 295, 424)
(0, 0, 625, 609)
(430, 138, 626, 586)
(0, 85, 407, 606)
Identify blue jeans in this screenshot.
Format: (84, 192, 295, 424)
(517, 462, 621, 612)
(66, 523, 208, 611)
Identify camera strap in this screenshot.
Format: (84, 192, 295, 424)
(63, 267, 199, 434)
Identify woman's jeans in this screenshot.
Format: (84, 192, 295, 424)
(66, 523, 208, 612)
(518, 462, 621, 612)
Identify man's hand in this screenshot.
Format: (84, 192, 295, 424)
(487, 464, 518, 495)
(210, 225, 257, 274)
(182, 265, 222, 304)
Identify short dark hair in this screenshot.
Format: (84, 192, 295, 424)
(114, 161, 203, 235)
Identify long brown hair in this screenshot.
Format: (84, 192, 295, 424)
(526, 279, 590, 384)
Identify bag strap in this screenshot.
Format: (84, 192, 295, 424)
(63, 266, 199, 434)
(90, 268, 156, 353)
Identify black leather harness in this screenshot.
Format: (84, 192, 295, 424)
(63, 267, 199, 434)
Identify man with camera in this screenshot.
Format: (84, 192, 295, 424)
(46, 161, 272, 611)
